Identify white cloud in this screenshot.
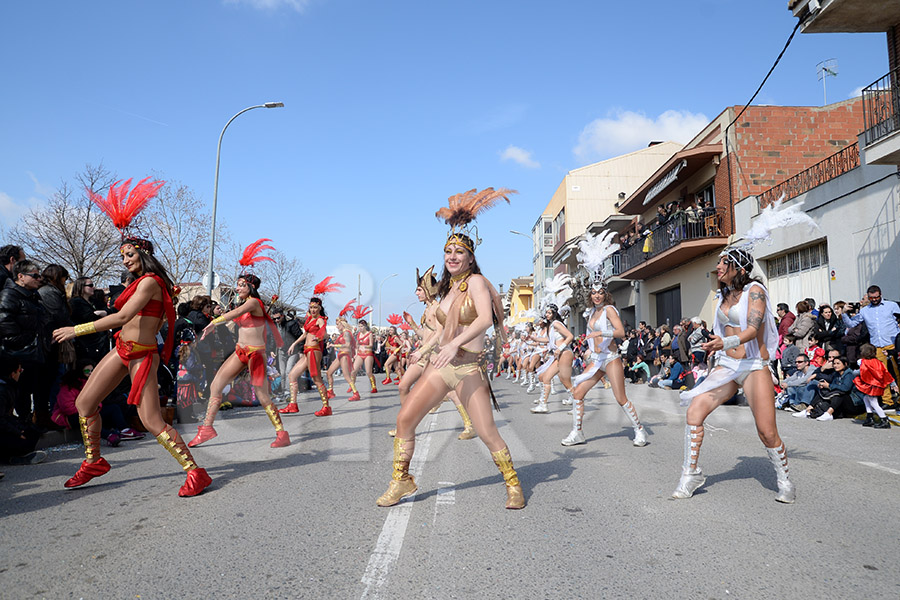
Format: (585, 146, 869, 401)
(0, 192, 30, 226)
(500, 145, 540, 169)
(26, 171, 54, 198)
(849, 85, 865, 98)
(573, 109, 709, 162)
(224, 0, 313, 12)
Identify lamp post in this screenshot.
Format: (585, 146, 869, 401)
(206, 102, 284, 297)
(378, 273, 398, 327)
(510, 228, 541, 314)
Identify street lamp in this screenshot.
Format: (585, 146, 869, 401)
(378, 273, 398, 327)
(206, 102, 285, 297)
(509, 229, 539, 269)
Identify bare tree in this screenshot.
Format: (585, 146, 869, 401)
(10, 164, 121, 281)
(254, 249, 313, 309)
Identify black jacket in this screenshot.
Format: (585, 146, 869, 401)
(0, 279, 46, 352)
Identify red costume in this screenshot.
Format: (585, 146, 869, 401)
(303, 314, 328, 377)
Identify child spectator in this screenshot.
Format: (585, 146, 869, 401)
(855, 343, 898, 429)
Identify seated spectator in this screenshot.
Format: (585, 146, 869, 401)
(780, 354, 816, 411)
(854, 343, 899, 429)
(0, 358, 46, 465)
(793, 356, 855, 420)
(805, 336, 826, 368)
(625, 354, 651, 384)
(779, 339, 801, 378)
(649, 354, 684, 389)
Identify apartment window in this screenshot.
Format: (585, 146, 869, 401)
(544, 221, 553, 235)
(694, 182, 715, 208)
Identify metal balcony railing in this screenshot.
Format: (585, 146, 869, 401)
(863, 70, 899, 146)
(614, 206, 727, 274)
(757, 142, 860, 207)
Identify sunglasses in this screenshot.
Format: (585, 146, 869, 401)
(24, 272, 42, 280)
(84, 283, 95, 287)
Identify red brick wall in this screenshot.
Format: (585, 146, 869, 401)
(714, 153, 735, 235)
(728, 98, 864, 207)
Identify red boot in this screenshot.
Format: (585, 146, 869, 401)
(315, 405, 333, 417)
(270, 430, 291, 448)
(187, 425, 217, 447)
(382, 376, 392, 385)
(64, 458, 111, 488)
(393, 379, 401, 385)
(278, 402, 300, 414)
(179, 468, 212, 497)
(346, 387, 353, 393)
(326, 389, 336, 400)
(348, 392, 362, 401)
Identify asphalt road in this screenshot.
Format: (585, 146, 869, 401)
(2, 376, 899, 599)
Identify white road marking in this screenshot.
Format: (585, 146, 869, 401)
(360, 411, 438, 599)
(858, 461, 900, 476)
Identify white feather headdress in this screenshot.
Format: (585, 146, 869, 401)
(541, 273, 573, 313)
(577, 230, 620, 290)
(723, 195, 821, 271)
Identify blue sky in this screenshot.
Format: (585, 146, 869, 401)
(0, 0, 887, 322)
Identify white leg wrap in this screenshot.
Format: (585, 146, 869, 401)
(671, 424, 705, 499)
(765, 443, 796, 504)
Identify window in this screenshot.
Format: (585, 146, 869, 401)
(787, 252, 800, 273)
(694, 182, 715, 208)
(544, 256, 553, 269)
(766, 242, 827, 279)
(544, 221, 553, 235)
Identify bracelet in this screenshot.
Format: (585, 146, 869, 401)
(600, 331, 615, 339)
(211, 316, 226, 326)
(722, 335, 740, 350)
(73, 322, 97, 337)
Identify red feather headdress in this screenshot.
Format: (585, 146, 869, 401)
(435, 187, 516, 253)
(88, 177, 165, 253)
(351, 305, 372, 320)
(386, 313, 403, 326)
(313, 276, 344, 296)
(399, 323, 411, 331)
(239, 239, 275, 269)
(339, 299, 357, 317)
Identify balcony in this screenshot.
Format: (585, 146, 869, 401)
(757, 142, 860, 207)
(790, 0, 900, 33)
(862, 70, 900, 165)
(613, 207, 728, 280)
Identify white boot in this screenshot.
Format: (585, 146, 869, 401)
(621, 400, 648, 447)
(530, 400, 549, 414)
(561, 397, 585, 445)
(549, 378, 557, 395)
(526, 372, 536, 393)
(671, 424, 705, 499)
(766, 444, 796, 503)
(561, 390, 573, 405)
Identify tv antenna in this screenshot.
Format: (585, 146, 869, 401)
(817, 59, 838, 105)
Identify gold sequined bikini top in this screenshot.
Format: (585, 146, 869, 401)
(435, 293, 478, 327)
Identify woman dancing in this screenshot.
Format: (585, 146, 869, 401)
(325, 306, 361, 402)
(562, 231, 648, 448)
(381, 322, 403, 384)
(188, 239, 288, 448)
(531, 304, 575, 414)
(377, 187, 525, 509)
(54, 177, 211, 496)
(349, 306, 377, 394)
(672, 247, 793, 502)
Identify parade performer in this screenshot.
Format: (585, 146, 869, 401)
(530, 280, 576, 414)
(325, 300, 361, 402)
(381, 320, 403, 384)
(391, 267, 477, 440)
(377, 187, 526, 509)
(562, 231, 648, 448)
(518, 321, 537, 388)
(280, 277, 343, 416)
(672, 199, 814, 502)
(53, 177, 211, 496)
(188, 239, 288, 448)
(349, 306, 378, 393)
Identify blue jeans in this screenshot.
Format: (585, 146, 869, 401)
(786, 383, 816, 407)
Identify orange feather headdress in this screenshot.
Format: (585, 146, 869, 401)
(87, 176, 165, 254)
(435, 187, 516, 253)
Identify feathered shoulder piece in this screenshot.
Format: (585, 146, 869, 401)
(577, 230, 620, 289)
(436, 187, 516, 253)
(387, 313, 403, 326)
(352, 305, 372, 320)
(87, 177, 165, 234)
(239, 239, 275, 268)
(340, 299, 356, 317)
(313, 276, 344, 296)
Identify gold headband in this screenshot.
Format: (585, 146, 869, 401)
(444, 232, 475, 254)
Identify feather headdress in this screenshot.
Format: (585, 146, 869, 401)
(576, 230, 620, 290)
(386, 313, 403, 326)
(399, 323, 412, 331)
(239, 239, 275, 268)
(339, 299, 357, 318)
(541, 273, 573, 313)
(435, 187, 517, 253)
(351, 305, 372, 320)
(88, 176, 165, 254)
(313, 276, 344, 296)
(723, 195, 821, 272)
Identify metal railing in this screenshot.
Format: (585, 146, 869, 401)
(613, 206, 727, 274)
(863, 70, 899, 146)
(757, 142, 860, 207)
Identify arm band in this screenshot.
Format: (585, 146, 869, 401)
(74, 322, 97, 337)
(211, 316, 226, 326)
(722, 335, 740, 351)
(600, 331, 615, 339)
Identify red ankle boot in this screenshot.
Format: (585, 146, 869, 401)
(314, 405, 333, 417)
(278, 402, 299, 414)
(179, 468, 212, 497)
(270, 430, 291, 448)
(187, 425, 217, 448)
(326, 389, 336, 400)
(64, 458, 111, 488)
(348, 392, 362, 401)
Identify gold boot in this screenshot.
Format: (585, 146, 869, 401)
(265, 404, 291, 447)
(456, 403, 477, 440)
(491, 447, 525, 509)
(314, 383, 332, 416)
(156, 425, 212, 497)
(376, 437, 417, 506)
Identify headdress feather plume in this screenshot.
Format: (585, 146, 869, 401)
(723, 195, 821, 271)
(386, 313, 403, 326)
(435, 187, 517, 227)
(351, 305, 372, 320)
(313, 276, 344, 296)
(87, 176, 165, 233)
(239, 238, 276, 268)
(577, 230, 620, 288)
(340, 299, 357, 317)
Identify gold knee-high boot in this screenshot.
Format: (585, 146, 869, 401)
(156, 425, 212, 497)
(456, 403, 477, 440)
(376, 436, 417, 506)
(64, 410, 110, 488)
(265, 404, 291, 447)
(314, 383, 332, 416)
(491, 447, 525, 509)
(279, 381, 300, 414)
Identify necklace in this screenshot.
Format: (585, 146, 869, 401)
(450, 270, 471, 292)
